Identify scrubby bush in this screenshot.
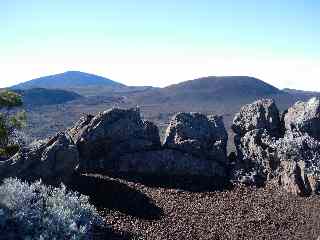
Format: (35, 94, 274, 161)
(0, 178, 104, 240)
(0, 90, 27, 158)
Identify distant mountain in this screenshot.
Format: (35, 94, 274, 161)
(10, 71, 160, 96)
(11, 71, 127, 96)
(14, 88, 83, 106)
(164, 76, 281, 100)
(283, 88, 320, 98)
(131, 76, 283, 106)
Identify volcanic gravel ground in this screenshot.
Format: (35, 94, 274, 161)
(71, 174, 320, 240)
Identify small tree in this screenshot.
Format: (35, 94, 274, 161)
(0, 90, 26, 158)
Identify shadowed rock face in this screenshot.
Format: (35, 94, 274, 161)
(117, 149, 226, 177)
(232, 97, 320, 196)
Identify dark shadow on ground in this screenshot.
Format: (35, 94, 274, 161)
(69, 174, 163, 220)
(103, 172, 233, 193)
(92, 226, 137, 240)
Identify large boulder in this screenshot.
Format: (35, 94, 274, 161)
(0, 133, 79, 184)
(232, 99, 281, 137)
(163, 112, 228, 163)
(67, 108, 161, 171)
(284, 97, 320, 139)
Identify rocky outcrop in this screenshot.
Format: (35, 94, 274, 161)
(0, 133, 79, 184)
(67, 109, 228, 177)
(233, 97, 320, 195)
(3, 97, 320, 196)
(0, 107, 229, 184)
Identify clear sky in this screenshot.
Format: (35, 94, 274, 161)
(1, 0, 319, 90)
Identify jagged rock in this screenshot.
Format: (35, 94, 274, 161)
(117, 149, 227, 177)
(67, 108, 161, 171)
(0, 133, 79, 184)
(232, 99, 281, 137)
(276, 134, 320, 195)
(232, 98, 320, 194)
(163, 112, 228, 163)
(284, 97, 320, 139)
(232, 129, 279, 185)
(232, 99, 281, 185)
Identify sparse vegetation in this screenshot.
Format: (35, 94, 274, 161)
(0, 90, 26, 158)
(0, 178, 104, 240)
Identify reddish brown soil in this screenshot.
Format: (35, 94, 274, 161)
(70, 174, 320, 240)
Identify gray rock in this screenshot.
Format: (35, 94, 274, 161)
(284, 97, 320, 139)
(232, 99, 281, 137)
(163, 112, 228, 163)
(66, 109, 228, 178)
(231, 98, 320, 193)
(232, 129, 279, 185)
(0, 133, 79, 184)
(276, 134, 320, 195)
(232, 99, 281, 185)
(67, 108, 161, 171)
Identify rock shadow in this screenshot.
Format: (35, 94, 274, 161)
(104, 172, 233, 193)
(69, 174, 163, 220)
(92, 226, 137, 240)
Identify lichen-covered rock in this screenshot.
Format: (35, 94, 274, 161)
(276, 134, 320, 195)
(163, 112, 228, 163)
(232, 96, 320, 194)
(232, 99, 281, 137)
(67, 108, 161, 171)
(232, 129, 279, 185)
(0, 133, 79, 184)
(232, 99, 281, 186)
(284, 97, 320, 139)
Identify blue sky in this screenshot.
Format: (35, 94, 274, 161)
(1, 0, 319, 90)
